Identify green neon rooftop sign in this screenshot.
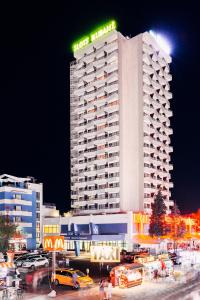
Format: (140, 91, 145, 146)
(72, 20, 117, 53)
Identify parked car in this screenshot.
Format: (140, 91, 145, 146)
(52, 268, 93, 289)
(15, 254, 43, 267)
(22, 257, 49, 270)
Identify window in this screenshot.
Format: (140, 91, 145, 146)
(15, 206, 21, 211)
(36, 202, 40, 209)
(36, 192, 40, 200)
(62, 271, 72, 277)
(36, 213, 40, 219)
(43, 225, 59, 234)
(13, 194, 22, 200)
(13, 217, 22, 222)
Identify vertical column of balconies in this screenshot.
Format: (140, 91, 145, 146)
(70, 62, 79, 206)
(142, 33, 174, 213)
(71, 32, 121, 215)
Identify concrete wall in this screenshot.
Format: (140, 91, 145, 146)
(119, 34, 144, 211)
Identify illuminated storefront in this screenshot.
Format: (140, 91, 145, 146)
(43, 211, 200, 255)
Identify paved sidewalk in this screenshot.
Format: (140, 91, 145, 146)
(23, 280, 189, 300)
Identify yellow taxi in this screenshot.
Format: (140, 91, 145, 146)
(52, 268, 93, 289)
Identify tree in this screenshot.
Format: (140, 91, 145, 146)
(149, 190, 167, 238)
(169, 203, 186, 252)
(0, 214, 17, 253)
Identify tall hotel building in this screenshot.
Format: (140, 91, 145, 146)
(70, 21, 174, 216)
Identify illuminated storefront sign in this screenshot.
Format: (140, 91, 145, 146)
(72, 20, 117, 52)
(44, 236, 64, 251)
(90, 245, 120, 262)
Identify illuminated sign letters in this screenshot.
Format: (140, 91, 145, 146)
(72, 20, 117, 52)
(90, 245, 120, 263)
(44, 236, 64, 251)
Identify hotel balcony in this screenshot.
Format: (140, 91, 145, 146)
(108, 165, 120, 173)
(105, 63, 118, 74)
(84, 190, 97, 196)
(143, 42, 154, 55)
(85, 64, 95, 74)
(94, 79, 106, 90)
(143, 145, 155, 154)
(143, 63, 154, 75)
(76, 61, 85, 70)
(107, 156, 119, 163)
(157, 75, 166, 86)
(164, 109, 173, 118)
(164, 73, 172, 81)
(144, 166, 156, 174)
(74, 69, 85, 78)
(94, 178, 107, 185)
(143, 84, 155, 95)
(143, 105, 154, 115)
(77, 81, 85, 89)
(143, 53, 151, 65)
(143, 124, 155, 134)
(107, 52, 118, 64)
(95, 49, 105, 60)
(106, 125, 119, 133)
(164, 91, 172, 100)
(84, 55, 95, 65)
(107, 71, 118, 84)
(107, 176, 120, 183)
(143, 94, 153, 105)
(75, 86, 86, 96)
(158, 57, 166, 68)
(144, 187, 156, 194)
(105, 83, 118, 94)
(164, 127, 173, 135)
(93, 59, 106, 70)
(73, 207, 120, 215)
(107, 135, 119, 144)
(151, 99, 161, 110)
(105, 41, 118, 54)
(143, 73, 151, 86)
(151, 61, 160, 71)
(151, 80, 161, 90)
(107, 145, 119, 153)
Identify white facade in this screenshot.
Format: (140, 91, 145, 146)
(43, 212, 134, 251)
(70, 29, 173, 215)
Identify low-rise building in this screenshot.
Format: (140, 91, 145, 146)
(0, 174, 43, 250)
(43, 212, 197, 255)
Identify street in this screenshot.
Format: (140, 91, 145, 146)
(23, 271, 200, 300)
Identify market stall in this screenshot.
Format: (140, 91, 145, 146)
(157, 254, 174, 276)
(134, 255, 161, 280)
(0, 262, 16, 288)
(110, 263, 143, 288)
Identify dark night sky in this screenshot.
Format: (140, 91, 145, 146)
(0, 1, 199, 214)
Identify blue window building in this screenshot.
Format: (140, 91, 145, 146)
(0, 174, 43, 251)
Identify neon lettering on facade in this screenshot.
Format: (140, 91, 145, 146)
(72, 20, 117, 53)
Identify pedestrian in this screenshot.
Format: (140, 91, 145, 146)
(99, 279, 104, 300)
(72, 272, 78, 289)
(86, 268, 89, 276)
(106, 279, 112, 299)
(153, 269, 159, 281)
(66, 258, 69, 267)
